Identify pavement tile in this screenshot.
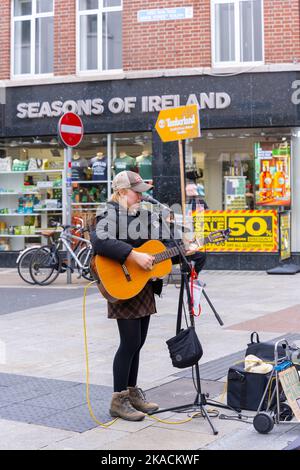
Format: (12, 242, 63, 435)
(227, 304, 300, 333)
(101, 425, 216, 450)
(40, 428, 129, 450)
(23, 383, 112, 411)
(0, 419, 75, 450)
(0, 404, 58, 423)
(32, 403, 112, 433)
(206, 422, 300, 450)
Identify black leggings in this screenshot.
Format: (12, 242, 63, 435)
(113, 316, 150, 392)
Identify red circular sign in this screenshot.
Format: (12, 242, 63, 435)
(58, 113, 84, 148)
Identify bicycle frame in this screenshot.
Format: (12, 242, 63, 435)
(59, 232, 92, 270)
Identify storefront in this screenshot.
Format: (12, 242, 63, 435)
(1, 71, 300, 269)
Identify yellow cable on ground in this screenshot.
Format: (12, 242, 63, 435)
(83, 280, 217, 427)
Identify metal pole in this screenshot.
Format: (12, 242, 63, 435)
(65, 147, 73, 284)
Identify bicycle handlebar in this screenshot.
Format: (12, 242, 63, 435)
(49, 220, 89, 233)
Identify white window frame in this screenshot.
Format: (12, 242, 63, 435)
(11, 0, 54, 79)
(76, 0, 123, 75)
(211, 0, 264, 67)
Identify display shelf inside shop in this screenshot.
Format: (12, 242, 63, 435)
(72, 203, 101, 206)
(0, 213, 43, 216)
(72, 180, 108, 184)
(0, 191, 39, 195)
(0, 169, 63, 174)
(0, 234, 41, 238)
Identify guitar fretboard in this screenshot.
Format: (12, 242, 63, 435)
(153, 236, 210, 264)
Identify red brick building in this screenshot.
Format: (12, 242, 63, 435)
(1, 1, 300, 269)
(1, 0, 300, 81)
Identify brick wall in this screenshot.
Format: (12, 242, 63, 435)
(0, 1, 11, 80)
(123, 0, 211, 70)
(54, 0, 76, 76)
(264, 0, 300, 64)
(0, 0, 300, 81)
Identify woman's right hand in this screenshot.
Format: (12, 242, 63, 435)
(128, 250, 155, 271)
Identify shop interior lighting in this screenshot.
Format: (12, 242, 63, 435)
(50, 138, 58, 145)
(33, 137, 42, 144)
(9, 140, 18, 147)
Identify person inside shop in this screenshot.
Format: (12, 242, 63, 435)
(90, 152, 108, 181)
(113, 151, 136, 175)
(90, 170, 205, 421)
(71, 152, 89, 181)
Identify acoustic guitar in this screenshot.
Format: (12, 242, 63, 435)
(91, 229, 230, 303)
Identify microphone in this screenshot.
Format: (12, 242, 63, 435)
(141, 194, 159, 205)
(141, 194, 172, 213)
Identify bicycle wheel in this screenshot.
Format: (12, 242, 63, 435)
(17, 247, 42, 285)
(77, 247, 94, 281)
(30, 246, 61, 286)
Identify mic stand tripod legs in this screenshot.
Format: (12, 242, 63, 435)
(150, 270, 219, 436)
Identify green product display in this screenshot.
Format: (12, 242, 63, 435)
(137, 155, 153, 180)
(113, 156, 136, 174)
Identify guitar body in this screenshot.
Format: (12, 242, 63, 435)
(93, 240, 172, 302)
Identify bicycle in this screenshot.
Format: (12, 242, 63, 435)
(29, 222, 93, 286)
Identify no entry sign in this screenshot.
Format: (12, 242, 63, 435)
(58, 112, 84, 147)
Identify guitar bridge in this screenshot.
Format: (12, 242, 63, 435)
(121, 264, 132, 282)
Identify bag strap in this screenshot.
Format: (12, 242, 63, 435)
(250, 331, 260, 344)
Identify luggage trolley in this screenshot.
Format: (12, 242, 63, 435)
(253, 339, 300, 434)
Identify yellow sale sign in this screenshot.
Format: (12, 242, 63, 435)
(193, 210, 278, 252)
(155, 104, 200, 142)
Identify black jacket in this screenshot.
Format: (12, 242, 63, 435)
(90, 201, 206, 294)
(90, 201, 182, 296)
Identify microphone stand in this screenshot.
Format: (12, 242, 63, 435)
(149, 200, 231, 435)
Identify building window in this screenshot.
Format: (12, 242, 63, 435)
(78, 0, 122, 73)
(212, 0, 263, 65)
(12, 0, 54, 76)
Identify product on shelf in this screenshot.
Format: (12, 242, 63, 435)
(0, 240, 11, 251)
(12, 159, 29, 172)
(0, 222, 7, 234)
(0, 157, 12, 172)
(259, 160, 273, 202)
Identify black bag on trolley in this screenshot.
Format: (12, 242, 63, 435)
(245, 332, 287, 362)
(227, 331, 288, 411)
(226, 363, 277, 411)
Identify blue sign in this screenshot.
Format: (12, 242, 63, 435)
(138, 7, 193, 23)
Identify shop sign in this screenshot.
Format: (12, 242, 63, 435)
(193, 210, 278, 252)
(16, 93, 231, 119)
(155, 104, 200, 142)
(138, 7, 193, 22)
(279, 366, 300, 422)
(280, 211, 291, 261)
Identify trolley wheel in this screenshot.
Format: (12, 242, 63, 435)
(253, 412, 274, 434)
(274, 403, 294, 422)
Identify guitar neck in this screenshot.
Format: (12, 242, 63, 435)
(153, 236, 210, 264)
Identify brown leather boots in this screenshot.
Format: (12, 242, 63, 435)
(109, 387, 159, 421)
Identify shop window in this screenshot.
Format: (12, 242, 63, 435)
(212, 0, 263, 66)
(78, 0, 122, 73)
(12, 0, 54, 76)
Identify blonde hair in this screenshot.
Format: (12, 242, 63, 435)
(110, 188, 128, 203)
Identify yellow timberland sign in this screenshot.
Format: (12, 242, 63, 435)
(155, 104, 200, 142)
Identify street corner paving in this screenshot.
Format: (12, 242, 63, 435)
(0, 0, 300, 452)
